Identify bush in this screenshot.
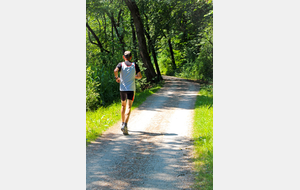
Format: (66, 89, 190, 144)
(86, 51, 121, 109)
(176, 42, 213, 82)
(96, 64, 120, 106)
(86, 66, 100, 111)
(135, 60, 152, 92)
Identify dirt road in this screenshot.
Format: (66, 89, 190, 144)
(86, 76, 200, 189)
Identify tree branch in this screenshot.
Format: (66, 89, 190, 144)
(108, 11, 125, 52)
(117, 9, 123, 25)
(96, 17, 101, 33)
(88, 30, 98, 46)
(86, 22, 110, 53)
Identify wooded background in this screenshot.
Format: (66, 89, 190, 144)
(86, 0, 213, 110)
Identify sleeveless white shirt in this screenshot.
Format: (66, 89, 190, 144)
(120, 62, 136, 91)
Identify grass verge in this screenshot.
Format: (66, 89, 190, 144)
(174, 74, 213, 85)
(193, 84, 213, 189)
(86, 82, 164, 145)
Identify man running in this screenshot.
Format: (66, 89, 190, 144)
(114, 51, 142, 135)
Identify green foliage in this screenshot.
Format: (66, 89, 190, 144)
(135, 60, 150, 92)
(96, 64, 120, 105)
(86, 49, 122, 109)
(86, 0, 213, 109)
(177, 45, 213, 81)
(193, 84, 213, 189)
(86, 66, 100, 111)
(158, 50, 173, 75)
(154, 0, 213, 81)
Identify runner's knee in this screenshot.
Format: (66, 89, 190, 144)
(126, 100, 132, 108)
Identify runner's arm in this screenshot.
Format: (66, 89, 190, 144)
(135, 72, 142, 79)
(114, 66, 121, 83)
(135, 63, 142, 79)
(114, 67, 119, 78)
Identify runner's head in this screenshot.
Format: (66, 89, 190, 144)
(123, 51, 132, 61)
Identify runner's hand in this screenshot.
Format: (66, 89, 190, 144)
(116, 78, 120, 83)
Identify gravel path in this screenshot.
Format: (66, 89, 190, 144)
(86, 76, 200, 190)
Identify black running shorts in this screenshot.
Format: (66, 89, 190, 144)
(120, 91, 135, 101)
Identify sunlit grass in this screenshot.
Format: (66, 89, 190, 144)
(193, 84, 213, 190)
(86, 82, 164, 145)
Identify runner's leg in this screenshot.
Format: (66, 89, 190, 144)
(124, 91, 134, 124)
(124, 99, 133, 124)
(121, 100, 126, 123)
(120, 92, 127, 124)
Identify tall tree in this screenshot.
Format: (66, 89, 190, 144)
(167, 36, 176, 70)
(130, 17, 138, 62)
(124, 0, 158, 83)
(143, 13, 162, 80)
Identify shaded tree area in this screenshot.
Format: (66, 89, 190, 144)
(86, 0, 213, 110)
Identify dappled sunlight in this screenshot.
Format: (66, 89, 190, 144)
(87, 76, 199, 189)
(87, 129, 194, 189)
(136, 76, 200, 112)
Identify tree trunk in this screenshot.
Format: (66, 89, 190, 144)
(151, 44, 162, 81)
(130, 17, 138, 62)
(111, 20, 114, 54)
(144, 28, 162, 81)
(124, 0, 157, 83)
(103, 14, 107, 42)
(109, 12, 125, 53)
(168, 38, 176, 71)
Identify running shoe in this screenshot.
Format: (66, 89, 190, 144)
(121, 124, 129, 135)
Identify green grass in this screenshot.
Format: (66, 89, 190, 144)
(86, 82, 164, 144)
(173, 74, 213, 85)
(193, 84, 213, 190)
